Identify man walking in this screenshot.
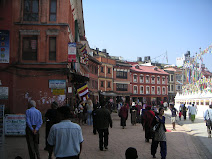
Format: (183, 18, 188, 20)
(170, 104, 178, 130)
(26, 100, 43, 159)
(48, 106, 83, 159)
(96, 104, 112, 151)
(190, 104, 197, 122)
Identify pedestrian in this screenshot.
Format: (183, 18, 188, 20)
(25, 100, 43, 159)
(182, 104, 187, 120)
(130, 102, 137, 125)
(136, 102, 142, 123)
(119, 103, 128, 129)
(190, 104, 197, 122)
(44, 101, 59, 159)
(143, 105, 155, 142)
(125, 147, 138, 159)
(170, 104, 178, 130)
(203, 104, 212, 138)
(86, 99, 93, 125)
(47, 106, 83, 158)
(78, 101, 84, 125)
(96, 104, 112, 151)
(92, 103, 98, 135)
(187, 102, 192, 120)
(151, 108, 167, 159)
(179, 110, 182, 120)
(82, 102, 87, 124)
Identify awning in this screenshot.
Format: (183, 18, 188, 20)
(100, 92, 117, 97)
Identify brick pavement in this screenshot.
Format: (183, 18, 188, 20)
(4, 111, 203, 159)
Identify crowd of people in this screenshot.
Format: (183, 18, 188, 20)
(23, 98, 212, 159)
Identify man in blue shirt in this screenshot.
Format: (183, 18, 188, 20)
(26, 100, 43, 159)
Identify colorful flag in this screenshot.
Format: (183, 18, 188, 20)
(77, 83, 89, 101)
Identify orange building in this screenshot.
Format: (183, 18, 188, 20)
(0, 0, 87, 114)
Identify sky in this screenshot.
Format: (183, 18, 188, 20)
(82, 0, 212, 71)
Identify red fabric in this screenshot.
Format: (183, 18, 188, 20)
(120, 106, 128, 119)
(143, 110, 155, 127)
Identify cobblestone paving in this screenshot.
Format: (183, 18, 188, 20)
(4, 111, 203, 159)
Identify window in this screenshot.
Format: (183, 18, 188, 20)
(101, 81, 104, 87)
(140, 86, 144, 94)
(101, 66, 104, 73)
(116, 84, 128, 91)
(151, 86, 155, 94)
(162, 87, 166, 95)
(146, 75, 149, 83)
(108, 81, 111, 88)
(133, 74, 137, 82)
(146, 86, 150, 94)
(168, 85, 170, 92)
(108, 68, 111, 74)
(157, 76, 160, 84)
(49, 37, 56, 60)
(50, 0, 57, 21)
(24, 0, 39, 21)
(133, 86, 138, 94)
(95, 66, 98, 74)
(140, 75, 144, 83)
(176, 85, 181, 91)
(151, 76, 155, 84)
(157, 86, 160, 95)
(170, 74, 174, 82)
(116, 71, 127, 79)
(22, 36, 37, 60)
(171, 85, 174, 91)
(162, 76, 165, 84)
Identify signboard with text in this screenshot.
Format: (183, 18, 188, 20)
(49, 80, 66, 89)
(0, 30, 10, 63)
(5, 114, 26, 136)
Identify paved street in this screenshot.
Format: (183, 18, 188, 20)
(3, 110, 211, 159)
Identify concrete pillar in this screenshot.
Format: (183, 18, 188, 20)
(199, 100, 201, 106)
(204, 99, 206, 106)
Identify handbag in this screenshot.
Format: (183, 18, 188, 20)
(152, 123, 159, 132)
(206, 110, 212, 126)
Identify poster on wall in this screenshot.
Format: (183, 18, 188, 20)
(49, 80, 66, 89)
(0, 105, 4, 158)
(0, 30, 10, 63)
(68, 42, 76, 62)
(4, 114, 26, 136)
(0, 87, 8, 99)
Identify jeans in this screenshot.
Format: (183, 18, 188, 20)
(97, 129, 109, 149)
(87, 110, 93, 125)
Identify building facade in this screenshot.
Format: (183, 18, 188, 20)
(0, 0, 87, 114)
(130, 65, 169, 105)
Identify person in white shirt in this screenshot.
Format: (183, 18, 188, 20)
(48, 106, 83, 159)
(190, 104, 197, 122)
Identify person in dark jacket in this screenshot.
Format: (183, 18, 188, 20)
(119, 103, 128, 129)
(143, 105, 155, 142)
(44, 101, 58, 159)
(96, 105, 112, 151)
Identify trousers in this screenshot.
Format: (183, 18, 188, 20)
(151, 139, 167, 159)
(26, 126, 40, 159)
(97, 128, 109, 149)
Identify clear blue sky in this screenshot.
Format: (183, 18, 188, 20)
(82, 0, 212, 71)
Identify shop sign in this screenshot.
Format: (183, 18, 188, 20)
(52, 89, 65, 95)
(49, 80, 66, 89)
(0, 87, 8, 99)
(0, 30, 10, 63)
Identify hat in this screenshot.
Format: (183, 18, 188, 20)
(57, 106, 70, 118)
(132, 102, 136, 106)
(125, 147, 138, 159)
(52, 101, 58, 109)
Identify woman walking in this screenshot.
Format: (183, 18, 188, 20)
(86, 99, 93, 125)
(143, 105, 155, 142)
(119, 103, 128, 129)
(151, 108, 167, 159)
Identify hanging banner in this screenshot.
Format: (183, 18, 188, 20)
(68, 42, 76, 62)
(0, 30, 9, 63)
